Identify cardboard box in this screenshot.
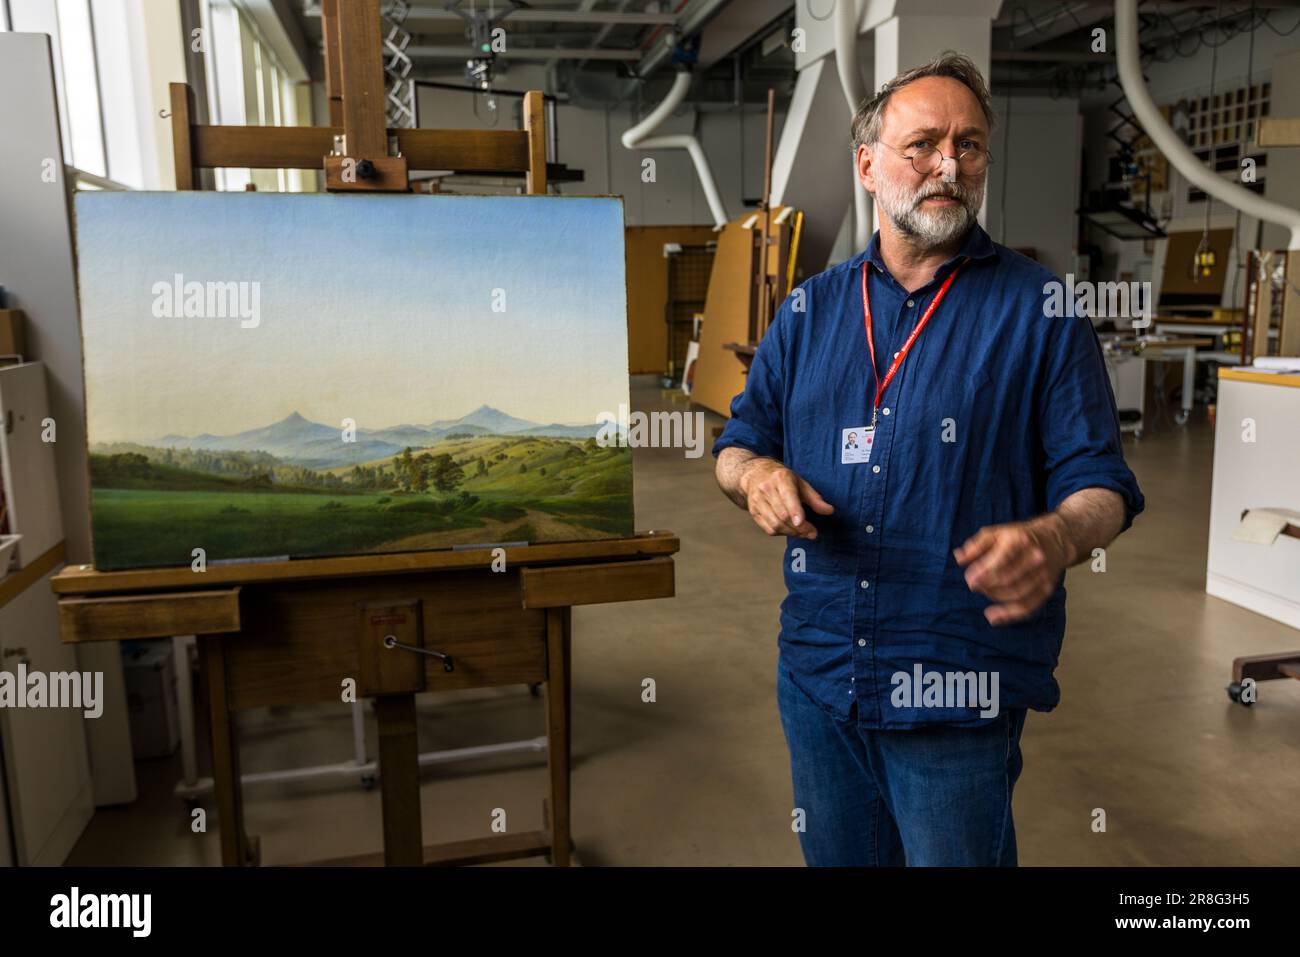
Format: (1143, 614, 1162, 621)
(0, 309, 25, 360)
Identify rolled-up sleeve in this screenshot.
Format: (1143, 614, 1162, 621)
(1037, 311, 1145, 529)
(711, 292, 792, 461)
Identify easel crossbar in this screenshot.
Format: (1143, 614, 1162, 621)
(189, 125, 531, 173)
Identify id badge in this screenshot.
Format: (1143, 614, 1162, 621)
(841, 426, 874, 465)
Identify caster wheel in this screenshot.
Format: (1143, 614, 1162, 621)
(1175, 410, 1190, 426)
(361, 774, 377, 790)
(1226, 682, 1254, 706)
(529, 682, 542, 698)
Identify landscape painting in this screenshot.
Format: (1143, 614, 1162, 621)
(74, 192, 633, 570)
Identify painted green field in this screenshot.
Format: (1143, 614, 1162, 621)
(88, 436, 633, 570)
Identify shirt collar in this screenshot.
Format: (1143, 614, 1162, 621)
(862, 221, 998, 285)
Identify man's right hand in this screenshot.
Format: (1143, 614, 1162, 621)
(739, 459, 835, 539)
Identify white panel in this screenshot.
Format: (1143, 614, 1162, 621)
(0, 31, 136, 807)
(8, 0, 72, 162)
(0, 363, 64, 568)
(1206, 378, 1300, 629)
(0, 35, 87, 563)
(0, 564, 94, 865)
(770, 58, 856, 269)
(983, 96, 1081, 278)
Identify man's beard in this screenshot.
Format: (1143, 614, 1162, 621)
(872, 163, 984, 249)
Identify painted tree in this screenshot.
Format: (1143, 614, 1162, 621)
(432, 453, 465, 493)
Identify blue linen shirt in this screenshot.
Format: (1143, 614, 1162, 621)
(713, 223, 1144, 729)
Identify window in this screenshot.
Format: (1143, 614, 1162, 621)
(6, 0, 136, 186)
(55, 0, 106, 178)
(204, 0, 312, 192)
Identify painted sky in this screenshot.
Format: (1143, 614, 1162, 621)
(75, 192, 630, 444)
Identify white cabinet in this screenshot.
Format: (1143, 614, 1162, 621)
(1206, 372, 1300, 628)
(0, 563, 94, 864)
(0, 362, 63, 568)
(0, 360, 93, 864)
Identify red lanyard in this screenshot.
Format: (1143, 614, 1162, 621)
(861, 257, 967, 427)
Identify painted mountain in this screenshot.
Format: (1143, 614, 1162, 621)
(145, 406, 603, 469)
(74, 192, 634, 570)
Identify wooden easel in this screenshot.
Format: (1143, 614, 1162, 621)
(51, 0, 677, 867)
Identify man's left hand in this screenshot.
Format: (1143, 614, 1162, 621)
(954, 515, 1074, 626)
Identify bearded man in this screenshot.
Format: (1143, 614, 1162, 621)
(713, 51, 1144, 866)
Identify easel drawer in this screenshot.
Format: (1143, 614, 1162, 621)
(520, 557, 675, 608)
(224, 573, 546, 709)
(58, 588, 241, 643)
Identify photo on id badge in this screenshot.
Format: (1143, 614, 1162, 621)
(842, 426, 873, 465)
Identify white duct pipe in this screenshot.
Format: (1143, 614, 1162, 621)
(1115, 0, 1300, 249)
(622, 70, 730, 228)
(835, 0, 872, 252)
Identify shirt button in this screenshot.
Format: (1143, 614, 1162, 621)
(857, 638, 866, 646)
(865, 524, 874, 533)
(906, 299, 915, 307)
(872, 465, 880, 473)
(881, 407, 890, 416)
(859, 580, 870, 589)
(894, 351, 900, 358)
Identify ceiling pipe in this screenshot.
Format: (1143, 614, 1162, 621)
(621, 69, 730, 228)
(1115, 0, 1300, 249)
(834, 0, 872, 253)
(636, 0, 733, 80)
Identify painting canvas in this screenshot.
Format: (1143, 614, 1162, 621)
(74, 192, 633, 571)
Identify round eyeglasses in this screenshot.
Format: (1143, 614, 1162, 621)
(879, 142, 993, 176)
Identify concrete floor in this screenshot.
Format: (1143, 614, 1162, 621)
(68, 379, 1300, 866)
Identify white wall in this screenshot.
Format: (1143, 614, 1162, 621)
(984, 95, 1082, 279)
(415, 66, 783, 227)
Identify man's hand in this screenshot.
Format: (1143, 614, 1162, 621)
(954, 514, 1073, 626)
(739, 458, 835, 540)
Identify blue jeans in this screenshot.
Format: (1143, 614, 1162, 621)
(776, 658, 1027, 866)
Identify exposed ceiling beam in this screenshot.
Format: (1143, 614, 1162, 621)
(575, 0, 635, 73)
(303, 5, 677, 27)
(408, 45, 642, 61)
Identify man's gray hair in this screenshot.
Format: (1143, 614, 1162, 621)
(851, 51, 996, 150)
